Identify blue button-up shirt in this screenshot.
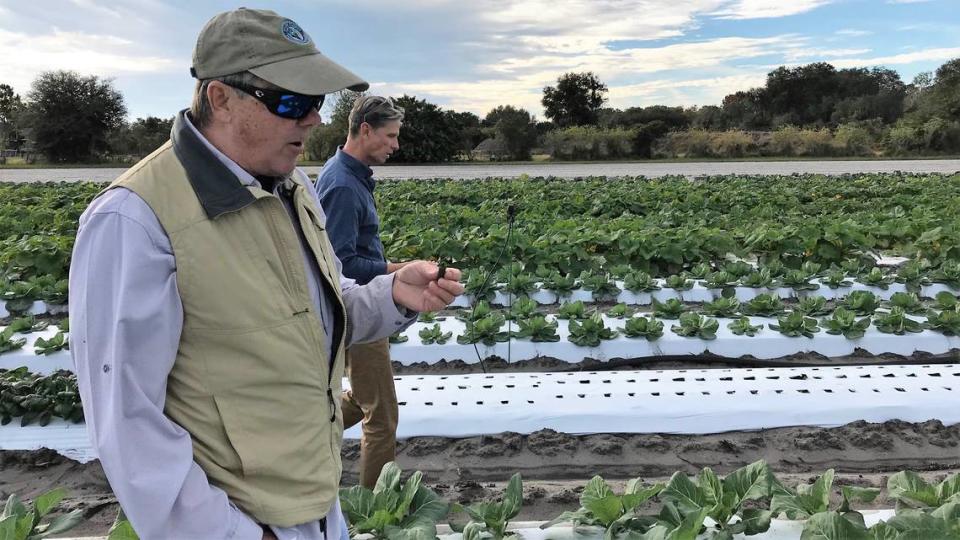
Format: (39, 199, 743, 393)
(315, 148, 387, 285)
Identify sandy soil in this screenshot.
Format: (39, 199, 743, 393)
(4, 419, 958, 537)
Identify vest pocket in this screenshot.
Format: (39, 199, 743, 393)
(214, 395, 266, 475)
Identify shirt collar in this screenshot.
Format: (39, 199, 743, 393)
(335, 146, 375, 192)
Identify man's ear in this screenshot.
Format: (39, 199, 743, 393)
(359, 122, 372, 138)
(206, 81, 236, 121)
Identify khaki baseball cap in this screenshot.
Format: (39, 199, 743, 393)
(191, 8, 369, 95)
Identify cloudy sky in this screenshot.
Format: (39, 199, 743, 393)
(0, 0, 957, 121)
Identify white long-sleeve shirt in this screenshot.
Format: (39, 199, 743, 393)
(69, 118, 414, 540)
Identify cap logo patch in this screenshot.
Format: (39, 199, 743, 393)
(281, 19, 310, 45)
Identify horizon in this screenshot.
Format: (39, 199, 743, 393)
(0, 0, 958, 122)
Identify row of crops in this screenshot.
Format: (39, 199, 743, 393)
(2, 173, 960, 307)
(5, 458, 959, 539)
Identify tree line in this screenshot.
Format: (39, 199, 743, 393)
(1, 57, 958, 164)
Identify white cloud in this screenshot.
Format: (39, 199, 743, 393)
(709, 0, 833, 19)
(886, 0, 934, 3)
(0, 27, 177, 93)
(785, 47, 873, 61)
(827, 47, 960, 68)
(836, 29, 872, 37)
(372, 34, 808, 116)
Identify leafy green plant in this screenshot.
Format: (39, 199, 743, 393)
(0, 488, 86, 540)
(457, 300, 495, 323)
(29, 276, 68, 306)
(511, 315, 560, 342)
(886, 471, 960, 510)
(687, 263, 713, 279)
(661, 460, 777, 539)
(769, 312, 820, 338)
(800, 261, 823, 277)
(581, 272, 621, 301)
(418, 311, 440, 323)
(501, 272, 538, 298)
(622, 316, 664, 341)
(934, 291, 959, 311)
(665, 275, 694, 291)
(925, 309, 960, 336)
(556, 301, 588, 320)
(874, 307, 924, 335)
(723, 261, 755, 279)
(458, 313, 510, 346)
(464, 269, 500, 302)
(740, 269, 777, 289)
(728, 317, 762, 336)
(840, 258, 872, 277)
(670, 312, 719, 340)
(505, 297, 539, 321)
(418, 324, 452, 345)
(542, 272, 579, 298)
(841, 291, 881, 316)
(607, 264, 633, 280)
(606, 303, 630, 319)
(459, 473, 523, 540)
(652, 298, 686, 319)
(757, 260, 785, 278)
(2, 281, 37, 315)
(932, 261, 960, 288)
(542, 475, 665, 539)
(34, 332, 68, 355)
(623, 271, 661, 294)
(820, 269, 853, 289)
(0, 368, 83, 426)
(886, 292, 925, 314)
(894, 260, 932, 293)
(106, 508, 138, 540)
(702, 297, 741, 318)
(339, 462, 450, 539)
(7, 317, 49, 334)
(795, 296, 832, 316)
(388, 332, 409, 344)
(0, 327, 27, 354)
(822, 307, 872, 339)
(702, 271, 737, 289)
(859, 267, 895, 289)
(742, 294, 786, 317)
(781, 269, 819, 291)
(771, 469, 879, 522)
(568, 312, 618, 347)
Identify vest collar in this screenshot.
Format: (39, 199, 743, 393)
(171, 109, 257, 219)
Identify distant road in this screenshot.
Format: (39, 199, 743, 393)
(2, 159, 959, 183)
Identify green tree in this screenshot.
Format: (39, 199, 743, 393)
(389, 95, 460, 163)
(109, 116, 174, 157)
(443, 110, 483, 158)
(483, 105, 537, 160)
(542, 72, 608, 127)
(0, 83, 24, 150)
(304, 90, 363, 162)
(24, 71, 126, 162)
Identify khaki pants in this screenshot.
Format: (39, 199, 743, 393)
(341, 338, 398, 488)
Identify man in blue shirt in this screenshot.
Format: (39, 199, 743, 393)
(315, 95, 406, 488)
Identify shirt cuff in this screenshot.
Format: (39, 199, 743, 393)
(370, 273, 418, 331)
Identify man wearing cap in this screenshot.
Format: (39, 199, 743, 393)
(315, 95, 406, 490)
(69, 8, 463, 540)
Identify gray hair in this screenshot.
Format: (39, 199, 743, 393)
(348, 95, 404, 137)
(190, 71, 282, 129)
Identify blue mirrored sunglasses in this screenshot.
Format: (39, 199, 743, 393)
(229, 82, 325, 120)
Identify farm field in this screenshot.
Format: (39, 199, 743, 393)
(2, 173, 960, 538)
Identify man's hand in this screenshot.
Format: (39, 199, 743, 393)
(261, 527, 278, 540)
(392, 260, 464, 312)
